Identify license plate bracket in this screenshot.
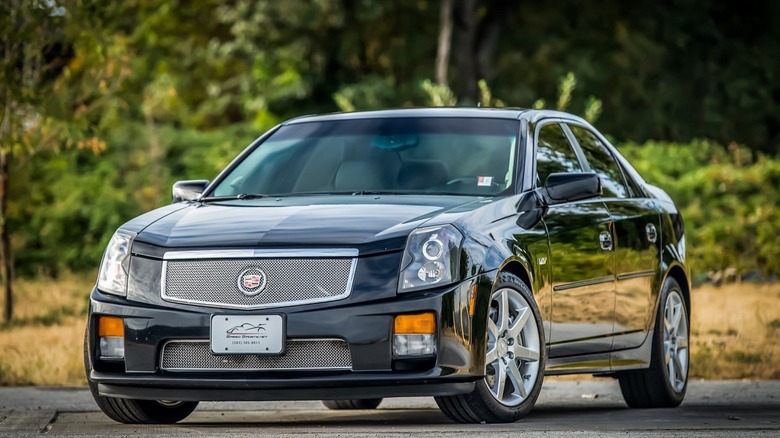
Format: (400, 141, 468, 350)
(210, 314, 285, 355)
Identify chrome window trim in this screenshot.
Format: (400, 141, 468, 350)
(163, 248, 359, 260)
(159, 338, 352, 372)
(160, 250, 358, 310)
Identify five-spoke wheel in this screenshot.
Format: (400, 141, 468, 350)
(485, 287, 542, 407)
(663, 289, 689, 393)
(618, 276, 690, 408)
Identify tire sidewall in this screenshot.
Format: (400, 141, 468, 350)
(471, 272, 546, 421)
(653, 277, 689, 404)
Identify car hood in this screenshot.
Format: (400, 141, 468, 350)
(128, 195, 485, 254)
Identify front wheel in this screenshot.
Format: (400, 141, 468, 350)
(617, 276, 689, 408)
(83, 330, 199, 424)
(435, 272, 546, 423)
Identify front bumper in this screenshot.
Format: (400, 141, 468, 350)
(94, 375, 476, 401)
(86, 274, 493, 401)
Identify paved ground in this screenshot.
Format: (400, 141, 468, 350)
(1, 380, 778, 437)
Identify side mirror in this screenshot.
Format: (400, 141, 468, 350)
(172, 180, 209, 203)
(544, 172, 601, 204)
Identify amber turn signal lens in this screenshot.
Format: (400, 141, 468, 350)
(394, 312, 436, 334)
(98, 316, 124, 337)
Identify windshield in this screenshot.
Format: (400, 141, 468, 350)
(210, 117, 520, 197)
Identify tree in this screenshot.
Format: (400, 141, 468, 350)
(451, 0, 520, 104)
(0, 0, 125, 321)
(435, 0, 453, 87)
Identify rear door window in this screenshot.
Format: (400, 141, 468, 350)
(569, 125, 629, 198)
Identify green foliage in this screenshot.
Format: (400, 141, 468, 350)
(583, 96, 603, 124)
(526, 72, 602, 123)
(1, 1, 779, 283)
(333, 92, 356, 112)
(620, 141, 780, 277)
(556, 72, 576, 112)
(8, 123, 258, 276)
(332, 77, 396, 112)
(477, 80, 505, 108)
(421, 80, 457, 107)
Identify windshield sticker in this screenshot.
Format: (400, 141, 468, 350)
(477, 176, 493, 186)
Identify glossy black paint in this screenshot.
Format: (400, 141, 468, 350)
(86, 108, 689, 401)
(544, 172, 602, 203)
(171, 180, 209, 203)
(544, 199, 615, 357)
(134, 195, 484, 254)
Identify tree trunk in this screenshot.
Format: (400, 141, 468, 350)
(144, 104, 162, 209)
(435, 0, 454, 87)
(0, 21, 13, 322)
(0, 150, 12, 323)
(452, 0, 520, 104)
(453, 0, 478, 104)
(474, 1, 515, 82)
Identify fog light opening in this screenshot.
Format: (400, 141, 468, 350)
(98, 316, 125, 359)
(393, 334, 436, 356)
(99, 336, 125, 359)
(394, 312, 436, 356)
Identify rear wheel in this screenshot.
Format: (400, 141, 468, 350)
(83, 330, 199, 424)
(435, 272, 545, 423)
(322, 399, 383, 410)
(618, 277, 689, 408)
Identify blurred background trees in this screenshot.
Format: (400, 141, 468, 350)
(2, 0, 780, 320)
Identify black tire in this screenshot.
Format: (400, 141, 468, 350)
(83, 330, 199, 424)
(435, 272, 546, 423)
(322, 399, 383, 410)
(617, 276, 689, 408)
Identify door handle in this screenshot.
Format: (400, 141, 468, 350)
(646, 223, 658, 243)
(599, 231, 613, 251)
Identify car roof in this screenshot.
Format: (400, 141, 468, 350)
(283, 107, 531, 124)
(283, 107, 591, 127)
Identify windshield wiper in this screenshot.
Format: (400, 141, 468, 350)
(260, 191, 415, 197)
(349, 190, 413, 195)
(202, 190, 443, 201)
(200, 193, 268, 202)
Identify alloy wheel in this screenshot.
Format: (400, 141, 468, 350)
(663, 290, 689, 393)
(485, 287, 541, 406)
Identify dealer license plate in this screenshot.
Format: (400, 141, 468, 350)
(210, 314, 285, 355)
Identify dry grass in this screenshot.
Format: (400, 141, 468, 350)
(0, 274, 93, 386)
(0, 316, 86, 385)
(0, 275, 778, 385)
(690, 283, 780, 379)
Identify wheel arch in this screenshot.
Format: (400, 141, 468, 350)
(498, 259, 533, 292)
(664, 264, 691, 317)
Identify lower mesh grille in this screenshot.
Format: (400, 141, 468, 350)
(160, 339, 352, 372)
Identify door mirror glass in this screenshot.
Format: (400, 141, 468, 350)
(172, 180, 209, 203)
(544, 172, 601, 204)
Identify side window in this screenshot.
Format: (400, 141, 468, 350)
(535, 123, 583, 186)
(569, 125, 629, 198)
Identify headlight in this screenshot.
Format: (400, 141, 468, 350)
(399, 225, 463, 292)
(97, 230, 134, 296)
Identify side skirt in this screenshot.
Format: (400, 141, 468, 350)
(543, 330, 654, 376)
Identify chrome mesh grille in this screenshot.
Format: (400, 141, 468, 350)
(160, 339, 352, 371)
(162, 257, 355, 309)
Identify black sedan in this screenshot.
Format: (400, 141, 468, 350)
(84, 108, 690, 424)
